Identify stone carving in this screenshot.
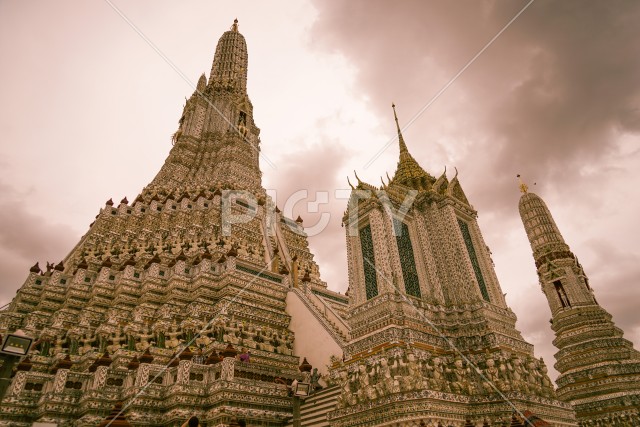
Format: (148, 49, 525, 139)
(221, 357, 235, 381)
(165, 323, 182, 349)
(107, 328, 125, 354)
(508, 356, 527, 393)
(337, 370, 356, 408)
(400, 352, 423, 391)
(136, 324, 154, 352)
(53, 369, 69, 394)
(425, 356, 449, 392)
(447, 358, 471, 394)
(375, 356, 399, 396)
(481, 354, 500, 393)
(177, 360, 192, 384)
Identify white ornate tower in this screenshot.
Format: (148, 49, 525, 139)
(0, 20, 349, 426)
(327, 106, 576, 427)
(519, 183, 640, 426)
(149, 18, 262, 193)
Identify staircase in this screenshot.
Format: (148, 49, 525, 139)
(292, 288, 350, 346)
(286, 385, 340, 427)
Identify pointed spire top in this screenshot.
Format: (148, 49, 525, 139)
(388, 103, 434, 189)
(210, 19, 248, 93)
(392, 103, 409, 155)
(517, 174, 528, 194)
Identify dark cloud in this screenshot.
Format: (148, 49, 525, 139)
(309, 0, 640, 379)
(310, 0, 640, 205)
(582, 240, 640, 345)
(266, 133, 354, 292)
(0, 180, 78, 305)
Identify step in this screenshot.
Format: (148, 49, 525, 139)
(286, 386, 340, 427)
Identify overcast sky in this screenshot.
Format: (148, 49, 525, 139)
(1, 0, 639, 379)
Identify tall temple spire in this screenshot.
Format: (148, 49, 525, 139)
(0, 21, 341, 425)
(519, 189, 640, 425)
(388, 103, 434, 189)
(147, 19, 262, 193)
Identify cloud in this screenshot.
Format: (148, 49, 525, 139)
(266, 124, 355, 292)
(582, 240, 640, 345)
(310, 0, 640, 204)
(0, 180, 78, 306)
(308, 0, 640, 379)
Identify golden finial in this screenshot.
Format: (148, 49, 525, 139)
(392, 102, 398, 124)
(231, 18, 239, 32)
(517, 174, 528, 194)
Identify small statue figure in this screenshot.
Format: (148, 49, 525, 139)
(426, 356, 448, 392)
(107, 329, 125, 353)
(136, 324, 154, 352)
(165, 324, 181, 349)
(337, 370, 356, 408)
(376, 356, 399, 396)
(355, 363, 377, 403)
(399, 352, 423, 391)
(526, 358, 542, 394)
(497, 356, 511, 391)
(310, 367, 322, 391)
(448, 358, 471, 394)
(538, 359, 555, 397)
(509, 356, 527, 392)
(482, 355, 500, 393)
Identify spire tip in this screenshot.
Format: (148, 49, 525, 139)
(517, 174, 529, 194)
(391, 103, 408, 154)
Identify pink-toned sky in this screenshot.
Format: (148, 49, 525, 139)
(1, 0, 639, 379)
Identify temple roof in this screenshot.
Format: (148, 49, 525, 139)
(389, 104, 435, 189)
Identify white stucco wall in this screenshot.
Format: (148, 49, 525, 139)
(286, 290, 343, 376)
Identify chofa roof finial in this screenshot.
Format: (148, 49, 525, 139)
(347, 176, 354, 190)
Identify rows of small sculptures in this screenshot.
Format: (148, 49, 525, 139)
(31, 316, 294, 359)
(330, 348, 555, 407)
